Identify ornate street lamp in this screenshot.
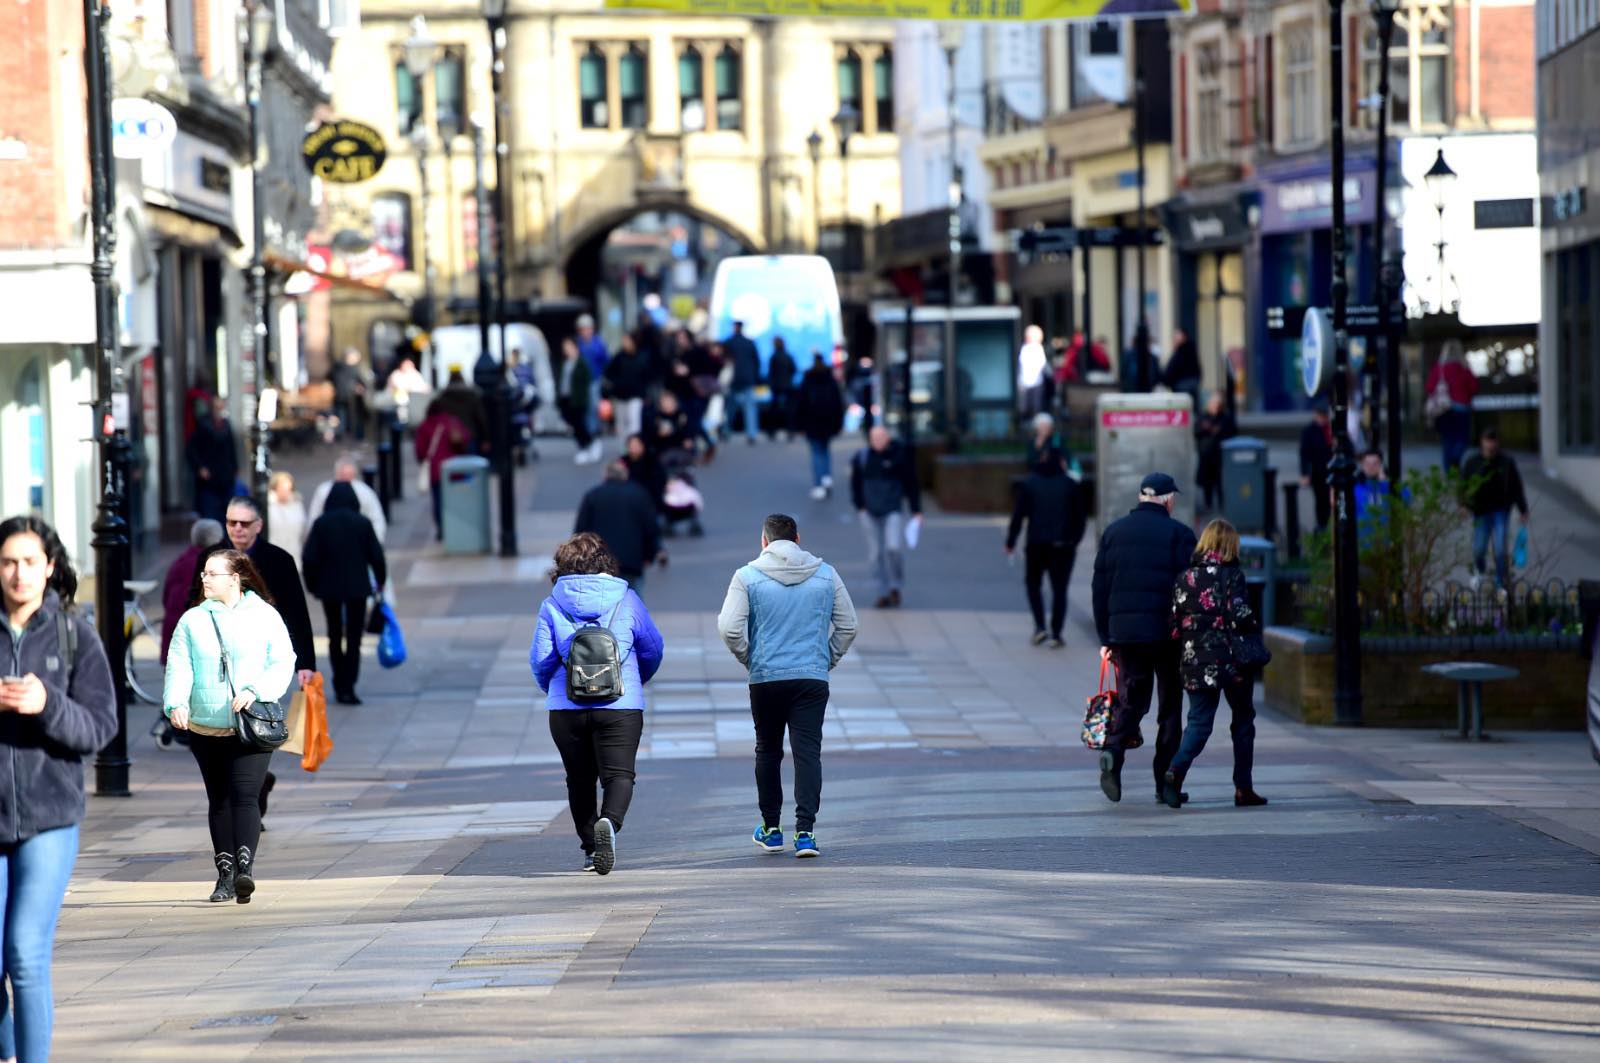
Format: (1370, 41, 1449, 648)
(1424, 147, 1458, 314)
(807, 128, 823, 253)
(246, 0, 275, 514)
(1369, 1, 1404, 481)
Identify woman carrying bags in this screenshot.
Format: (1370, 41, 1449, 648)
(164, 550, 296, 903)
(1163, 518, 1269, 810)
(531, 533, 664, 876)
(301, 482, 387, 705)
(0, 516, 117, 1063)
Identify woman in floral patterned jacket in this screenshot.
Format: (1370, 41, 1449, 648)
(1162, 519, 1269, 810)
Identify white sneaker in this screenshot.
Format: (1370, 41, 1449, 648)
(810, 485, 827, 501)
(821, 475, 834, 489)
(586, 442, 604, 462)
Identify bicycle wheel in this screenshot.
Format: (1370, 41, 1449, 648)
(124, 609, 161, 705)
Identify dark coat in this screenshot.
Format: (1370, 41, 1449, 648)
(558, 356, 593, 419)
(850, 441, 922, 517)
(302, 483, 388, 602)
(436, 383, 489, 451)
(1007, 469, 1089, 550)
(1461, 451, 1530, 516)
(1171, 554, 1258, 691)
(185, 416, 238, 487)
(624, 450, 666, 505)
(725, 332, 761, 389)
(1300, 419, 1334, 486)
(1092, 501, 1199, 647)
(1196, 411, 1237, 488)
(191, 539, 317, 672)
(0, 592, 118, 844)
(574, 479, 662, 577)
(795, 366, 845, 442)
(768, 346, 797, 392)
(604, 351, 656, 400)
(161, 543, 205, 664)
(1163, 340, 1201, 388)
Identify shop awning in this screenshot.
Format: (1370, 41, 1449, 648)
(264, 250, 401, 298)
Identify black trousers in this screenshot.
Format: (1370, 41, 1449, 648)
(750, 679, 829, 833)
(548, 709, 643, 854)
(562, 407, 593, 449)
(323, 597, 367, 697)
(189, 732, 273, 857)
(1311, 477, 1332, 531)
(1024, 543, 1075, 638)
(1107, 643, 1185, 790)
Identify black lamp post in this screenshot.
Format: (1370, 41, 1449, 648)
(1328, 0, 1364, 726)
(831, 103, 859, 229)
(1133, 70, 1152, 393)
(1423, 147, 1458, 313)
(806, 129, 823, 253)
(245, 0, 274, 513)
(405, 16, 438, 380)
(938, 21, 964, 444)
(83, 0, 130, 797)
(1369, 0, 1403, 481)
(481, 0, 517, 556)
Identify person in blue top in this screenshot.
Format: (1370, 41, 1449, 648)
(531, 533, 664, 875)
(717, 514, 859, 858)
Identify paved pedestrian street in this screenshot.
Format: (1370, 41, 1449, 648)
(57, 438, 1600, 1061)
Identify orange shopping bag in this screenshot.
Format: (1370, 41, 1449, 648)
(301, 673, 333, 772)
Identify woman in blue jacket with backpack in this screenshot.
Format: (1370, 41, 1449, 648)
(531, 532, 663, 876)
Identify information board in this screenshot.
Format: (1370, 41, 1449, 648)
(1095, 392, 1195, 532)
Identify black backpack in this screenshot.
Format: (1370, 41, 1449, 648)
(561, 600, 629, 704)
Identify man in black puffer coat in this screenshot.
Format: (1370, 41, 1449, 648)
(302, 483, 387, 705)
(1091, 472, 1197, 804)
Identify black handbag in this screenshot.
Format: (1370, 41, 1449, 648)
(1234, 633, 1273, 669)
(207, 613, 289, 751)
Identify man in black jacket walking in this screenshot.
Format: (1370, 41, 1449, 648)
(575, 462, 664, 593)
(301, 483, 387, 704)
(1091, 472, 1198, 803)
(1006, 457, 1089, 648)
(851, 426, 922, 608)
(1460, 428, 1529, 589)
(724, 321, 763, 443)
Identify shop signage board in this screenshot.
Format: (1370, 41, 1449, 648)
(300, 120, 387, 183)
(1095, 392, 1195, 532)
(112, 98, 178, 160)
(606, 0, 1190, 19)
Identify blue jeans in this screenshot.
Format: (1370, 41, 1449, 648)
(731, 388, 759, 441)
(1168, 684, 1256, 791)
(1438, 406, 1472, 470)
(1473, 510, 1511, 587)
(808, 438, 832, 486)
(0, 824, 79, 1063)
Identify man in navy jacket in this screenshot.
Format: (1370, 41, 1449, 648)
(1091, 473, 1197, 804)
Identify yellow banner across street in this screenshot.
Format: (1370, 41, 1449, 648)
(603, 0, 1191, 22)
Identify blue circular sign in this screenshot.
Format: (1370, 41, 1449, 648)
(1301, 307, 1333, 398)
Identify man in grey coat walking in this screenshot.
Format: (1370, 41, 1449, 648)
(718, 514, 858, 858)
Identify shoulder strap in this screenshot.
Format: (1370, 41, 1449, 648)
(206, 611, 236, 696)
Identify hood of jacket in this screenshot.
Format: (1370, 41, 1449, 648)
(750, 539, 823, 586)
(325, 481, 360, 512)
(547, 573, 631, 622)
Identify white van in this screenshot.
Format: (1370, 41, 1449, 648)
(426, 323, 558, 433)
(707, 255, 844, 387)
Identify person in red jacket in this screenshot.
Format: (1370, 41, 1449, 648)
(414, 401, 470, 542)
(1424, 342, 1479, 470)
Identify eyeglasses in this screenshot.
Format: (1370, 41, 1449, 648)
(225, 518, 260, 528)
(200, 570, 237, 580)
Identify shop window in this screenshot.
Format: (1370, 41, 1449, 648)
(1194, 41, 1224, 162)
(1283, 22, 1318, 148)
(874, 49, 894, 133)
(678, 47, 705, 131)
(1557, 243, 1599, 452)
(395, 63, 422, 135)
(434, 50, 466, 140)
(838, 50, 863, 115)
(1070, 21, 1124, 108)
(619, 46, 649, 130)
(715, 46, 742, 131)
(372, 193, 413, 270)
(16, 360, 46, 514)
(579, 45, 608, 129)
(1360, 4, 1451, 132)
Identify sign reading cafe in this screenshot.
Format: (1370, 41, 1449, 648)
(300, 120, 387, 184)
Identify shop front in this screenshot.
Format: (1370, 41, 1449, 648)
(1069, 146, 1174, 370)
(1166, 190, 1255, 411)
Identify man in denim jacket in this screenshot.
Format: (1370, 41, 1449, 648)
(718, 514, 858, 858)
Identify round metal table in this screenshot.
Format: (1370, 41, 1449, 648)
(1421, 662, 1520, 741)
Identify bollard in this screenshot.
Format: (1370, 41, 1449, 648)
(373, 445, 392, 518)
(1283, 480, 1302, 561)
(1263, 466, 1279, 539)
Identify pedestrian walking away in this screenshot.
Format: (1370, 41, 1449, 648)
(186, 396, 239, 522)
(767, 337, 798, 440)
(718, 514, 858, 858)
(1091, 472, 1198, 804)
(307, 456, 389, 545)
(1194, 392, 1236, 512)
(604, 334, 655, 440)
(531, 533, 664, 875)
(1163, 519, 1269, 809)
(795, 353, 846, 500)
(559, 337, 602, 464)
(574, 462, 665, 593)
(414, 402, 472, 540)
(301, 483, 388, 705)
(577, 314, 610, 438)
(850, 426, 922, 608)
(1425, 340, 1478, 471)
(1460, 428, 1530, 590)
(1006, 455, 1089, 648)
(163, 549, 296, 905)
(0, 516, 117, 1063)
(724, 320, 763, 443)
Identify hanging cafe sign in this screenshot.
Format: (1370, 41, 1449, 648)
(300, 120, 387, 184)
(604, 0, 1190, 18)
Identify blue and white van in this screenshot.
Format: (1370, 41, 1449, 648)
(707, 255, 844, 389)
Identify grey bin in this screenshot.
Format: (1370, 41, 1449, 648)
(1221, 436, 1271, 533)
(440, 455, 492, 555)
(1238, 534, 1277, 627)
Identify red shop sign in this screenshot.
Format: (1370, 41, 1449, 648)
(1101, 409, 1192, 428)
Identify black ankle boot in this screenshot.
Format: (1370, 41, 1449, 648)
(209, 852, 235, 903)
(234, 845, 256, 904)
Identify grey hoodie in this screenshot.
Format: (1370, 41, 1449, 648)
(717, 539, 858, 683)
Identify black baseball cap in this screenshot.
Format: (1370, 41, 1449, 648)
(1140, 472, 1180, 497)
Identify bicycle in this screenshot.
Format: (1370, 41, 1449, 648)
(122, 579, 161, 707)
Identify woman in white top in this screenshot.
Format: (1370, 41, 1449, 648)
(266, 471, 306, 566)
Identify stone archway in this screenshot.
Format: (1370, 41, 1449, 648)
(561, 199, 766, 305)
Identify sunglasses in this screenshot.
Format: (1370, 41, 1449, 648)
(225, 518, 260, 528)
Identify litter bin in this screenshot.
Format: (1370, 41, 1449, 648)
(1221, 437, 1270, 533)
(440, 455, 492, 555)
(1238, 534, 1277, 626)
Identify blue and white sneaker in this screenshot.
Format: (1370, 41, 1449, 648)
(753, 825, 785, 853)
(592, 817, 616, 876)
(793, 832, 820, 858)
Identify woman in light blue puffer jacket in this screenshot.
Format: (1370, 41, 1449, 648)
(163, 549, 295, 905)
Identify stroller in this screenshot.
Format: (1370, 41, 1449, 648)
(660, 458, 705, 538)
